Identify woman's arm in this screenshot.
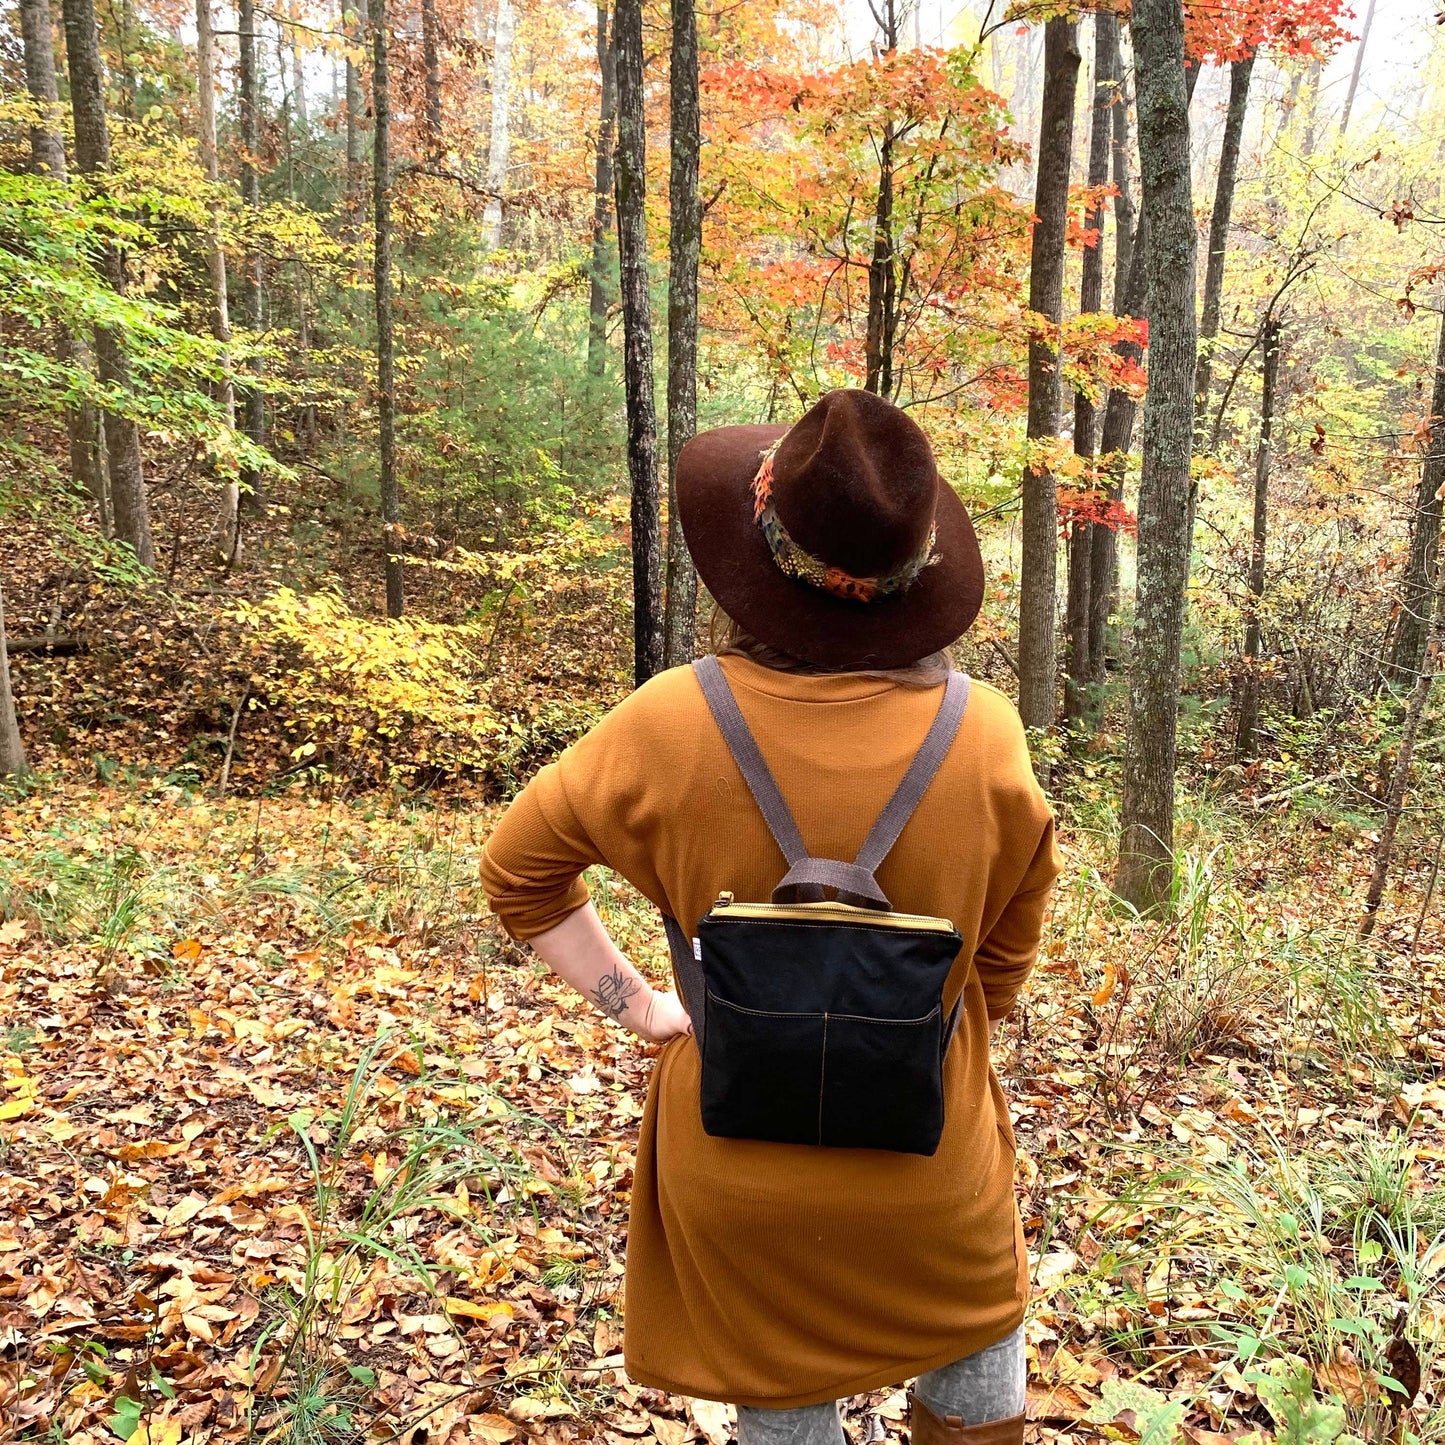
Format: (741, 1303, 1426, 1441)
(528, 902, 692, 1043)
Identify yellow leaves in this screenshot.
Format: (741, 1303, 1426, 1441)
(441, 1295, 514, 1322)
(127, 1419, 182, 1445)
(0, 1062, 37, 1121)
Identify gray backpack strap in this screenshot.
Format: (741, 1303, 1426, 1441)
(692, 657, 970, 911)
(693, 654, 810, 871)
(853, 672, 970, 875)
(662, 914, 706, 1053)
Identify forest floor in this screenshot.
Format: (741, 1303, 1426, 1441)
(3, 481, 1444, 1444)
(2, 772, 1443, 1445)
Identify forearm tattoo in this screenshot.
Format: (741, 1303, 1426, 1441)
(592, 968, 641, 1020)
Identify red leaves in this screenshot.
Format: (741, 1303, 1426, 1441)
(1056, 487, 1137, 535)
(1183, 0, 1351, 65)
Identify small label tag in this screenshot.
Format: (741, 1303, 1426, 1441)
(692, 937, 702, 961)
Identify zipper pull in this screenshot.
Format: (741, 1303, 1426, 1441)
(714, 890, 734, 908)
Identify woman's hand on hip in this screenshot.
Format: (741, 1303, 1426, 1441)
(637, 989, 693, 1043)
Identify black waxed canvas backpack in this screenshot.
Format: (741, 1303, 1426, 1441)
(662, 655, 969, 1157)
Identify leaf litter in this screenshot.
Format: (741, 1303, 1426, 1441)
(1, 780, 1443, 1443)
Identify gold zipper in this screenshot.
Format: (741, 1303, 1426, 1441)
(708, 895, 957, 935)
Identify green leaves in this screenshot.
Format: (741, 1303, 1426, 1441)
(0, 168, 282, 490)
(1246, 1359, 1365, 1445)
(1085, 1379, 1187, 1445)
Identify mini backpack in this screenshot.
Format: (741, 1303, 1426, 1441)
(662, 655, 969, 1156)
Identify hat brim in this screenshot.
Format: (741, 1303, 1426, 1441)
(676, 422, 985, 670)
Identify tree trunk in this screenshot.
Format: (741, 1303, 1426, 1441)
(615, 0, 664, 685)
(863, 113, 898, 397)
(1088, 220, 1149, 693)
(1066, 11, 1115, 723)
(238, 0, 267, 515)
(292, 33, 307, 127)
(421, 0, 442, 158)
(1390, 307, 1445, 684)
(1109, 18, 1135, 315)
(664, 0, 701, 668)
(345, 0, 368, 209)
(1114, 0, 1197, 912)
(0, 579, 29, 779)
(373, 0, 403, 618)
(1236, 316, 1280, 757)
(278, 27, 296, 200)
(20, 0, 67, 178)
(1194, 52, 1254, 428)
(587, 3, 617, 377)
(862, 1, 901, 395)
(62, 0, 156, 569)
(1300, 57, 1323, 157)
(197, 0, 242, 566)
(1339, 0, 1375, 138)
(1018, 16, 1080, 744)
(1361, 612, 1440, 938)
(21, 0, 106, 528)
(483, 0, 514, 248)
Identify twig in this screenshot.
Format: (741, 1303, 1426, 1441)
(1250, 770, 1346, 808)
(8, 634, 85, 654)
(219, 684, 251, 800)
(986, 636, 1019, 677)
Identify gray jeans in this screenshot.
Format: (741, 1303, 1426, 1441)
(735, 1324, 1026, 1445)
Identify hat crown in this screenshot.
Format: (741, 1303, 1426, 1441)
(770, 391, 940, 582)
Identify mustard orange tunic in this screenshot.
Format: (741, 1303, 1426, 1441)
(479, 657, 1061, 1408)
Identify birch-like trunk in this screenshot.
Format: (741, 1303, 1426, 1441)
(483, 0, 514, 248)
(62, 0, 156, 568)
(197, 0, 242, 565)
(614, 0, 663, 684)
(0, 579, 29, 779)
(1018, 16, 1080, 745)
(1115, 0, 1198, 911)
(1339, 0, 1375, 138)
(1236, 316, 1280, 757)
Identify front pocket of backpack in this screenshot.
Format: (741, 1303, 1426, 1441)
(819, 1006, 945, 1155)
(701, 991, 826, 1145)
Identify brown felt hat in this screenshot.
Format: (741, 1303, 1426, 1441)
(675, 389, 985, 670)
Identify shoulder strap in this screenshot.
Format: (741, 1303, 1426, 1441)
(691, 656, 970, 909)
(852, 672, 970, 875)
(692, 654, 809, 869)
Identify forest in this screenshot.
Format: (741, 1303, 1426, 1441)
(2, 0, 1445, 1438)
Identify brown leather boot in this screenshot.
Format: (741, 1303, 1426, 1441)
(907, 1392, 1025, 1445)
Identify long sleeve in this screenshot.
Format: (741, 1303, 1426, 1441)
(479, 760, 598, 941)
(973, 804, 1061, 1020)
